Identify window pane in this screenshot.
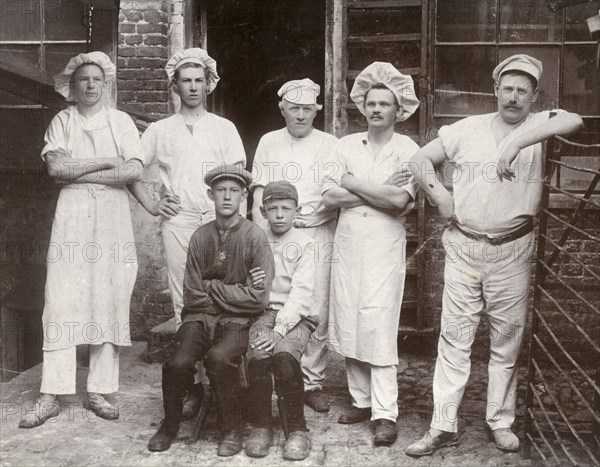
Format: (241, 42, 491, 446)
(499, 0, 563, 42)
(44, 0, 88, 41)
(348, 41, 421, 73)
(435, 46, 496, 115)
(44, 43, 88, 81)
(348, 6, 421, 36)
(565, 1, 600, 42)
(436, 0, 496, 42)
(0, 0, 42, 41)
(562, 46, 600, 116)
(0, 45, 42, 81)
(498, 47, 560, 110)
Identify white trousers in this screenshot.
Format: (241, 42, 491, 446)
(299, 219, 336, 391)
(40, 343, 119, 395)
(162, 211, 214, 329)
(346, 357, 398, 422)
(431, 228, 535, 432)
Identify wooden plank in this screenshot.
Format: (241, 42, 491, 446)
(349, 0, 421, 9)
(347, 33, 420, 43)
(325, 0, 334, 134)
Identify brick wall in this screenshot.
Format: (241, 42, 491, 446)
(116, 1, 173, 338)
(117, 0, 170, 119)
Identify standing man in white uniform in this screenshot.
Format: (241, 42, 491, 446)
(321, 62, 420, 446)
(129, 48, 246, 417)
(251, 78, 338, 412)
(405, 54, 583, 457)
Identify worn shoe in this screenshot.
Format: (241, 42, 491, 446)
(373, 419, 397, 447)
(182, 384, 204, 420)
(148, 422, 179, 452)
(217, 425, 243, 457)
(493, 428, 520, 452)
(244, 427, 272, 458)
(405, 430, 459, 457)
(18, 396, 60, 428)
(283, 430, 311, 461)
(304, 389, 330, 412)
(338, 406, 371, 424)
(84, 392, 119, 420)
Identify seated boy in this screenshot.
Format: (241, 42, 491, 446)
(148, 165, 274, 457)
(244, 180, 319, 461)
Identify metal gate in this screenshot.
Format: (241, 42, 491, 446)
(524, 135, 600, 465)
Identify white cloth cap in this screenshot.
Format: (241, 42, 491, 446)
(492, 54, 543, 84)
(277, 78, 322, 109)
(350, 62, 420, 122)
(53, 51, 116, 101)
(165, 47, 220, 93)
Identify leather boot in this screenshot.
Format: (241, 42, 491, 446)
(217, 423, 243, 457)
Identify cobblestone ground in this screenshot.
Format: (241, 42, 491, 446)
(1, 341, 537, 466)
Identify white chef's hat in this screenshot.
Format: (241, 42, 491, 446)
(165, 47, 220, 93)
(53, 51, 116, 101)
(350, 62, 419, 122)
(277, 78, 323, 110)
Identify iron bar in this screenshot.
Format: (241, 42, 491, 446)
(530, 375, 578, 465)
(533, 333, 600, 425)
(537, 287, 600, 354)
(528, 408, 562, 465)
(547, 159, 600, 176)
(534, 309, 600, 396)
(542, 209, 600, 245)
(541, 233, 600, 283)
(547, 185, 600, 210)
(532, 359, 600, 465)
(538, 262, 600, 316)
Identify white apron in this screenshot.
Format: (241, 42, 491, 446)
(326, 133, 418, 366)
(329, 207, 406, 366)
(42, 107, 138, 350)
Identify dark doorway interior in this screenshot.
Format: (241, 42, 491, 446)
(206, 0, 326, 168)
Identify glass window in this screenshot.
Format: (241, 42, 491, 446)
(499, 0, 563, 42)
(565, 1, 600, 41)
(562, 45, 600, 115)
(435, 46, 496, 115)
(436, 0, 497, 42)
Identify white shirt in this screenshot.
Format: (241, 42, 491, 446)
(267, 227, 317, 336)
(439, 110, 562, 234)
(252, 128, 338, 227)
(322, 132, 420, 210)
(142, 112, 246, 214)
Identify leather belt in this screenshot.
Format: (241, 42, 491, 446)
(454, 218, 534, 245)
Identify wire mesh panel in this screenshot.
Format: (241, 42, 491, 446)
(524, 135, 600, 466)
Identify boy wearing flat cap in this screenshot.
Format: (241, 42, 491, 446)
(405, 54, 584, 456)
(244, 181, 318, 461)
(251, 78, 338, 414)
(148, 165, 274, 457)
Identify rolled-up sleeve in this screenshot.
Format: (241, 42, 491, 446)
(119, 113, 146, 164)
(321, 144, 346, 194)
(41, 111, 68, 161)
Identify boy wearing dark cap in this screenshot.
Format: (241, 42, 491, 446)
(244, 181, 318, 461)
(148, 164, 274, 457)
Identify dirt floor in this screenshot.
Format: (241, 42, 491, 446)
(0, 341, 535, 466)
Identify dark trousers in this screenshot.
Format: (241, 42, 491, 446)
(162, 320, 249, 432)
(246, 351, 308, 433)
